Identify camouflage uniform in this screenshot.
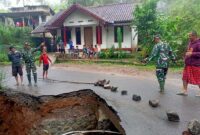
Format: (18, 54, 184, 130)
(147, 41, 176, 92)
(22, 47, 40, 85)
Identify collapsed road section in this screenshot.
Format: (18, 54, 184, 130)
(0, 89, 125, 135)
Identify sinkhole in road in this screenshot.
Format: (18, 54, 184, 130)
(0, 89, 125, 135)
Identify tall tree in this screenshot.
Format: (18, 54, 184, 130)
(133, 0, 159, 48)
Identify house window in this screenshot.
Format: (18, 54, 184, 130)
(96, 26, 102, 44)
(76, 27, 81, 45)
(114, 26, 123, 43)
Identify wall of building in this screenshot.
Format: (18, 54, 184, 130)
(64, 10, 98, 27)
(106, 25, 132, 49)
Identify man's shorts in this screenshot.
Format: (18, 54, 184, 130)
(12, 65, 23, 77)
(43, 64, 49, 71)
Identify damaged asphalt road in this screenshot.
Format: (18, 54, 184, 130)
(1, 65, 200, 135)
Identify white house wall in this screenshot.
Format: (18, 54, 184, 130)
(101, 26, 107, 49)
(106, 25, 132, 49)
(64, 10, 98, 27)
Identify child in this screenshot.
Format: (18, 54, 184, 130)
(93, 45, 98, 59)
(39, 50, 52, 79)
(74, 46, 79, 59)
(89, 45, 94, 59)
(82, 45, 88, 58)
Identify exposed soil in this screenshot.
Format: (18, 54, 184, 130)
(0, 89, 124, 135)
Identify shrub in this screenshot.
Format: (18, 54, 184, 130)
(98, 45, 132, 59)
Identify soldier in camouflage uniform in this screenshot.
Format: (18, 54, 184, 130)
(22, 42, 41, 86)
(145, 35, 176, 93)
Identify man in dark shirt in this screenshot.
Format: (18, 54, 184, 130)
(8, 46, 23, 86)
(177, 31, 200, 96)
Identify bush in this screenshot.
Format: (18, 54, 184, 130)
(0, 24, 33, 62)
(98, 45, 132, 59)
(0, 53, 9, 62)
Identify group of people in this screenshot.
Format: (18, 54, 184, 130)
(56, 39, 100, 59)
(82, 44, 99, 59)
(145, 31, 200, 96)
(8, 42, 52, 86)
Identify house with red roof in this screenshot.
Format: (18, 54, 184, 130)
(32, 3, 138, 50)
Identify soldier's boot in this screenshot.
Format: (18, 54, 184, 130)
(27, 74, 31, 86)
(33, 73, 37, 86)
(159, 81, 165, 93)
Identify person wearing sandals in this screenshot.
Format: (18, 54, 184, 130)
(177, 31, 200, 96)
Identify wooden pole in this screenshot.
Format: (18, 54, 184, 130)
(97, 26, 101, 45)
(63, 27, 67, 46)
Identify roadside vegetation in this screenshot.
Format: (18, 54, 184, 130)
(133, 0, 200, 60)
(0, 24, 33, 64)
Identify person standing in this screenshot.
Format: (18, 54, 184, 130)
(144, 35, 176, 93)
(82, 45, 88, 58)
(58, 39, 65, 54)
(22, 42, 40, 86)
(8, 46, 23, 86)
(94, 45, 99, 59)
(39, 49, 52, 79)
(68, 39, 74, 55)
(177, 31, 200, 96)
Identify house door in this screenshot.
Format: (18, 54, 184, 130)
(84, 27, 93, 46)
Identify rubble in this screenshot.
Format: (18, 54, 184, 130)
(111, 87, 118, 92)
(166, 110, 180, 122)
(149, 99, 159, 108)
(132, 94, 141, 102)
(104, 84, 112, 89)
(121, 90, 127, 95)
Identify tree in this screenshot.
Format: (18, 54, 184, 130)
(132, 0, 159, 56)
